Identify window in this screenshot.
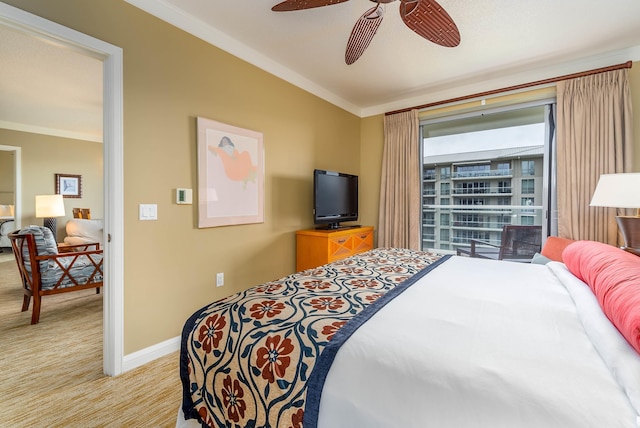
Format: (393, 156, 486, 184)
(424, 168, 436, 180)
(459, 198, 485, 205)
(440, 213, 450, 226)
(455, 164, 490, 178)
(457, 214, 483, 227)
(498, 215, 512, 228)
(423, 183, 435, 196)
(440, 229, 450, 241)
(424, 213, 435, 226)
(498, 180, 511, 193)
(522, 160, 535, 176)
(422, 102, 554, 253)
(521, 216, 534, 225)
(497, 163, 511, 175)
(440, 182, 450, 195)
(521, 179, 535, 194)
(522, 197, 534, 214)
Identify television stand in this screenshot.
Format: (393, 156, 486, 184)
(296, 226, 374, 271)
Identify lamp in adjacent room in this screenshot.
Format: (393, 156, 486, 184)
(35, 194, 66, 241)
(590, 173, 640, 253)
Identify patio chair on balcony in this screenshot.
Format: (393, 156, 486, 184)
(456, 225, 542, 262)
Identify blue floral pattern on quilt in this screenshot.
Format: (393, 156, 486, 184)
(180, 247, 445, 428)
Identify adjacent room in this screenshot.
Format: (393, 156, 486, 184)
(1, 0, 639, 427)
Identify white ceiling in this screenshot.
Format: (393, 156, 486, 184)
(0, 23, 103, 142)
(2, 0, 640, 142)
(129, 0, 640, 116)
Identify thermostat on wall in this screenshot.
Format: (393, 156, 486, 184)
(176, 188, 193, 205)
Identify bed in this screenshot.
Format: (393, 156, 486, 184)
(178, 243, 640, 428)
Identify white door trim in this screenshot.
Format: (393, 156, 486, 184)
(0, 3, 125, 376)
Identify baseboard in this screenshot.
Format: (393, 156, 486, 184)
(122, 335, 181, 372)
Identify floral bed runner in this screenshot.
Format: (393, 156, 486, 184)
(180, 247, 448, 428)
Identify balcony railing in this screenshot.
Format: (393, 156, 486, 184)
(422, 205, 543, 229)
(451, 169, 512, 179)
(452, 186, 512, 195)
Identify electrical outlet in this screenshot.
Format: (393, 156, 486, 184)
(216, 272, 224, 287)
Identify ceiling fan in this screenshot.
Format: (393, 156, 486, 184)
(271, 0, 460, 65)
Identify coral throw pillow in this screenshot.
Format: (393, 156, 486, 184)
(541, 236, 576, 262)
(563, 241, 640, 354)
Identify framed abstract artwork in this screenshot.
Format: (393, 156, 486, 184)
(196, 117, 264, 228)
(55, 173, 82, 198)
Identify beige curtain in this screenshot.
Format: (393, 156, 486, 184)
(378, 109, 421, 249)
(557, 69, 634, 245)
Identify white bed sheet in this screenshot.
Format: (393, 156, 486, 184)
(317, 256, 640, 428)
(177, 255, 640, 428)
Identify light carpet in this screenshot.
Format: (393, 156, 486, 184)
(0, 257, 183, 427)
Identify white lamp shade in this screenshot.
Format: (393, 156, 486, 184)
(35, 194, 66, 218)
(589, 173, 640, 208)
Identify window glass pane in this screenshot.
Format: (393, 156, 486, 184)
(422, 104, 549, 253)
(521, 216, 534, 225)
(440, 182, 450, 195)
(521, 179, 535, 194)
(522, 160, 535, 176)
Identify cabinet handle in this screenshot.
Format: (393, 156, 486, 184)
(337, 239, 346, 244)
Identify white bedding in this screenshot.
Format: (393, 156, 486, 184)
(177, 255, 640, 428)
(317, 256, 640, 428)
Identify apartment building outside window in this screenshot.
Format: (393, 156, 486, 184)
(421, 103, 554, 252)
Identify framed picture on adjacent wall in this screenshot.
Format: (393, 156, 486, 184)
(196, 117, 264, 228)
(55, 173, 82, 198)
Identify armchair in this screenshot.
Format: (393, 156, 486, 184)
(456, 225, 542, 262)
(9, 226, 103, 324)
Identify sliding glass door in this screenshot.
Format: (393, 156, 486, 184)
(420, 101, 556, 253)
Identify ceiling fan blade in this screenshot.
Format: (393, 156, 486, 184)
(272, 0, 349, 12)
(345, 5, 384, 65)
(399, 0, 460, 47)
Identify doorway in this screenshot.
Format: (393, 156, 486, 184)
(0, 3, 124, 376)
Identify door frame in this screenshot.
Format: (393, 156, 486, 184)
(0, 3, 125, 376)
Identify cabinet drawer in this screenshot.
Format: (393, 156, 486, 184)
(328, 235, 353, 261)
(352, 230, 373, 254)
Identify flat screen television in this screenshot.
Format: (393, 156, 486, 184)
(313, 169, 358, 229)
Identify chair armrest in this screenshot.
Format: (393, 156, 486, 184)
(58, 242, 100, 253)
(469, 239, 503, 259)
(38, 248, 103, 261)
(470, 239, 499, 249)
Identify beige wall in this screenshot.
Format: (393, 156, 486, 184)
(358, 115, 384, 233)
(3, 0, 361, 354)
(0, 129, 103, 236)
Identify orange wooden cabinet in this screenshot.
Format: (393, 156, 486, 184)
(296, 226, 374, 271)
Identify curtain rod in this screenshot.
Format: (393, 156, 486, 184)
(385, 60, 633, 116)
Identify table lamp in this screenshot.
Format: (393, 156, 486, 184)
(590, 173, 640, 253)
(35, 194, 66, 241)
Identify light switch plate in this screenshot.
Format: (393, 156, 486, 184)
(139, 204, 158, 220)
